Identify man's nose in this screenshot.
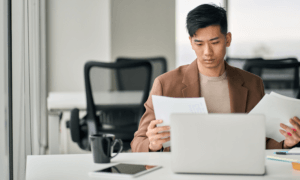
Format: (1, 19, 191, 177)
(204, 44, 213, 57)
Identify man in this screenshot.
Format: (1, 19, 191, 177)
(131, 4, 300, 152)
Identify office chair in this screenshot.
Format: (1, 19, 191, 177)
(243, 60, 300, 98)
(69, 61, 152, 151)
(116, 57, 167, 90)
(243, 58, 299, 89)
(226, 57, 264, 70)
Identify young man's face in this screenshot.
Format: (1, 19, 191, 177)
(189, 25, 231, 70)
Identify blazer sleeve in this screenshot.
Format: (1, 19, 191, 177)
(131, 78, 163, 152)
(259, 79, 284, 149)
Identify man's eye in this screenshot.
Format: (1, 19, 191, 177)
(212, 41, 219, 44)
(197, 44, 202, 46)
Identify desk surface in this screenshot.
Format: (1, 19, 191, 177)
(26, 150, 300, 180)
(48, 90, 298, 111)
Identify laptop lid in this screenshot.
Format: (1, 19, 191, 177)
(170, 114, 265, 175)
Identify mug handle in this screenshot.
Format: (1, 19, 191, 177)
(110, 139, 123, 159)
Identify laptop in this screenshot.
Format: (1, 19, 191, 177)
(170, 114, 266, 175)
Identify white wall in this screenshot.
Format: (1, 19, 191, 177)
(47, 0, 176, 92)
(111, 0, 176, 71)
(46, 0, 111, 92)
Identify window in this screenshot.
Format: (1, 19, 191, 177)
(228, 0, 300, 60)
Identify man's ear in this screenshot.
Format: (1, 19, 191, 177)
(189, 36, 194, 50)
(226, 32, 232, 47)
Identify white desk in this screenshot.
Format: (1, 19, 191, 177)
(48, 91, 144, 111)
(47, 91, 143, 154)
(26, 150, 300, 180)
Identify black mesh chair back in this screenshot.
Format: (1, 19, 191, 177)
(226, 57, 264, 70)
(243, 58, 299, 89)
(252, 58, 298, 83)
(70, 61, 152, 151)
(243, 60, 300, 98)
(116, 57, 167, 90)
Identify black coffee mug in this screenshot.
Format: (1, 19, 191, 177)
(90, 133, 123, 163)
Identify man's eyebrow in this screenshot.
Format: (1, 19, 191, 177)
(194, 39, 203, 42)
(210, 37, 219, 41)
(193, 37, 219, 42)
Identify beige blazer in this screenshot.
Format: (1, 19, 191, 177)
(131, 60, 283, 152)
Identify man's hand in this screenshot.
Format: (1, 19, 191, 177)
(279, 116, 300, 149)
(146, 120, 170, 151)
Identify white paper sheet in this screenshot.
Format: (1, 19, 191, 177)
(152, 95, 208, 147)
(270, 91, 300, 102)
(249, 92, 300, 142)
(289, 147, 300, 153)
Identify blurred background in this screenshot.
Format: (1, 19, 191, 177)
(46, 0, 300, 96)
(2, 0, 300, 179)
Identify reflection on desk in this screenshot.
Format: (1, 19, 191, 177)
(26, 150, 300, 180)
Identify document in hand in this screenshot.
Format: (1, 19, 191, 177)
(152, 95, 208, 147)
(249, 92, 300, 142)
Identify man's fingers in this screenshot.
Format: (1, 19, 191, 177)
(151, 137, 171, 146)
(156, 137, 171, 145)
(153, 126, 170, 134)
(149, 132, 170, 142)
(148, 119, 163, 129)
(146, 120, 166, 137)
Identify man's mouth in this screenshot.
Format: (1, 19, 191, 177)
(204, 59, 214, 62)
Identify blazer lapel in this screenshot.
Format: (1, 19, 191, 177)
(181, 60, 248, 113)
(225, 62, 248, 113)
(181, 60, 201, 97)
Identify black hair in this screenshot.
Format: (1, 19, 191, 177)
(186, 4, 227, 37)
